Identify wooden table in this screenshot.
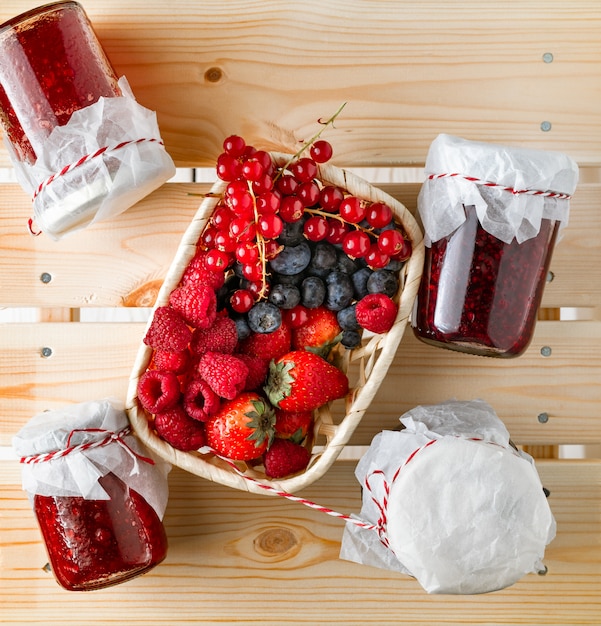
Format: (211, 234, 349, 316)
(1, 1, 600, 623)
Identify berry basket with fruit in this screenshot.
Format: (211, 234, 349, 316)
(125, 128, 424, 496)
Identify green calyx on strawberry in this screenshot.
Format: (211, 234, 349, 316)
(264, 350, 349, 412)
(205, 391, 276, 461)
(291, 306, 342, 357)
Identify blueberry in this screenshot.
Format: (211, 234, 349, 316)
(233, 315, 251, 341)
(325, 271, 354, 311)
(336, 249, 359, 274)
(337, 304, 361, 331)
(300, 276, 326, 308)
(269, 241, 312, 275)
(367, 270, 399, 297)
(341, 329, 362, 349)
(268, 283, 301, 309)
(271, 270, 306, 287)
(247, 302, 282, 333)
(309, 241, 338, 273)
(384, 258, 403, 272)
(278, 216, 307, 246)
(351, 267, 373, 299)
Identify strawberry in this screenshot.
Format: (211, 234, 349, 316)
(291, 306, 342, 356)
(237, 320, 291, 362)
(264, 350, 349, 412)
(263, 438, 311, 478)
(274, 408, 314, 443)
(205, 392, 276, 461)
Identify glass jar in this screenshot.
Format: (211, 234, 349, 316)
(0, 1, 121, 165)
(33, 471, 168, 591)
(13, 399, 170, 591)
(412, 205, 559, 357)
(412, 134, 578, 358)
(0, 2, 175, 239)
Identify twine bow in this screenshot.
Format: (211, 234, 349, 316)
(19, 425, 155, 467)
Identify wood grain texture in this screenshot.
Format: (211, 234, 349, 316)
(1, 461, 599, 625)
(1, 320, 599, 448)
(1, 1, 601, 168)
(0, 182, 599, 308)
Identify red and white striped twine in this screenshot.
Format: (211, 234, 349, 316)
(428, 172, 572, 200)
(31, 137, 165, 202)
(203, 439, 438, 537)
(19, 426, 155, 466)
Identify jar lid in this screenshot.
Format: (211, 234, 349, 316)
(418, 134, 579, 244)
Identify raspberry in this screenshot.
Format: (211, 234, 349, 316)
(236, 353, 270, 391)
(183, 378, 221, 422)
(237, 321, 291, 362)
(190, 316, 238, 356)
(168, 283, 217, 329)
(154, 403, 206, 451)
(263, 438, 311, 478)
(181, 251, 225, 290)
(355, 293, 398, 334)
(143, 306, 192, 352)
(197, 351, 249, 400)
(137, 369, 181, 414)
(152, 348, 190, 374)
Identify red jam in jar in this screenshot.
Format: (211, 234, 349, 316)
(412, 205, 559, 357)
(0, 1, 120, 164)
(33, 471, 168, 591)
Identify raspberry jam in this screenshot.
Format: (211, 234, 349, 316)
(412, 205, 558, 357)
(34, 471, 168, 591)
(0, 1, 120, 164)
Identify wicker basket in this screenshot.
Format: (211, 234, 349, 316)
(125, 153, 424, 496)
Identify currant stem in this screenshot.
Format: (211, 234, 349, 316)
(273, 102, 347, 182)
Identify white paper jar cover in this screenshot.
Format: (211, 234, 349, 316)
(339, 399, 556, 594)
(418, 134, 579, 245)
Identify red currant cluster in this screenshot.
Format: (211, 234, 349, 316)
(199, 133, 411, 315)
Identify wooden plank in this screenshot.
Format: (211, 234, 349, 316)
(349, 320, 601, 447)
(0, 460, 599, 625)
(1, 320, 599, 448)
(1, 1, 601, 168)
(0, 182, 599, 309)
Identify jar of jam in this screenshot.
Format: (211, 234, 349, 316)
(412, 134, 578, 358)
(0, 2, 175, 239)
(13, 399, 170, 591)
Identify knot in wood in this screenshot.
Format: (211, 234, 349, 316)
(254, 527, 298, 557)
(204, 67, 223, 83)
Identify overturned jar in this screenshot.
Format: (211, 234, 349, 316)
(13, 399, 170, 591)
(412, 134, 579, 357)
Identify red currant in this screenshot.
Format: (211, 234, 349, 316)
(365, 243, 390, 269)
(252, 150, 273, 173)
(256, 191, 281, 214)
(216, 153, 242, 181)
(229, 217, 257, 242)
(342, 230, 371, 258)
(279, 196, 304, 222)
(290, 157, 318, 183)
(393, 237, 412, 261)
(303, 215, 329, 241)
(213, 229, 237, 252)
(230, 289, 255, 313)
(297, 181, 320, 207)
(200, 225, 218, 249)
(283, 304, 310, 328)
(264, 239, 283, 259)
(222, 135, 246, 158)
(366, 202, 394, 229)
(227, 189, 255, 217)
(276, 174, 299, 196)
(211, 205, 234, 229)
(319, 185, 344, 212)
(245, 279, 269, 298)
(309, 140, 333, 164)
(204, 248, 231, 271)
(242, 158, 265, 182)
(326, 219, 350, 244)
(242, 261, 263, 282)
(252, 174, 274, 195)
(339, 196, 366, 224)
(235, 242, 259, 264)
(377, 229, 405, 256)
(258, 213, 284, 239)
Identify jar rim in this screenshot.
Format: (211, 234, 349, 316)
(0, 1, 83, 35)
